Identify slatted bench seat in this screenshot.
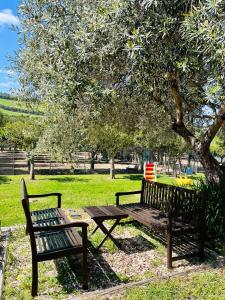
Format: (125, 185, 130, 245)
(21, 179, 88, 297)
(116, 179, 206, 268)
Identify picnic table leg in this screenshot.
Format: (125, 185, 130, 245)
(90, 224, 100, 236)
(95, 218, 121, 251)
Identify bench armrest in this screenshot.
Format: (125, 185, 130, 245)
(115, 191, 142, 205)
(28, 193, 62, 208)
(33, 221, 88, 232)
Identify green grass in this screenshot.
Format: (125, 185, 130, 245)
(0, 174, 204, 227)
(0, 98, 42, 116)
(125, 270, 225, 300)
(0, 98, 22, 108)
(4, 227, 224, 299)
(0, 174, 143, 226)
(0, 107, 31, 117)
(4, 228, 81, 299)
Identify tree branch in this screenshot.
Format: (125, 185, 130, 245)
(170, 78, 197, 146)
(202, 101, 225, 148)
(172, 121, 196, 145)
(171, 79, 183, 125)
(192, 114, 215, 120)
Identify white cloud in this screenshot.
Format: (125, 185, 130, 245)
(0, 69, 16, 76)
(0, 81, 14, 88)
(0, 9, 20, 26)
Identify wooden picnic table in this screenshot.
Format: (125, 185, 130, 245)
(84, 205, 128, 251)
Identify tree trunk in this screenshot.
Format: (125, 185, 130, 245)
(90, 151, 96, 171)
(194, 143, 224, 183)
(172, 119, 225, 182)
(27, 159, 31, 173)
(178, 157, 182, 174)
(137, 152, 144, 172)
(110, 157, 115, 179)
(30, 156, 35, 180)
(187, 153, 191, 167)
(172, 158, 177, 177)
(171, 79, 225, 183)
(133, 150, 138, 164)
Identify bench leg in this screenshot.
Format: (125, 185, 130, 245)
(199, 231, 205, 262)
(167, 216, 173, 269)
(25, 222, 29, 235)
(82, 225, 88, 290)
(167, 231, 173, 269)
(82, 250, 88, 290)
(32, 259, 38, 297)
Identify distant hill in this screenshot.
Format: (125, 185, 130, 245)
(0, 92, 14, 100)
(0, 98, 43, 116)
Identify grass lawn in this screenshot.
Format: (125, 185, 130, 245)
(2, 173, 224, 300)
(125, 270, 225, 300)
(0, 173, 202, 227)
(0, 174, 141, 226)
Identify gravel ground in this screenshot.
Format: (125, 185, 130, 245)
(2, 209, 224, 299)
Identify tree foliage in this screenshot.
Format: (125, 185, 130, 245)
(16, 0, 225, 182)
(2, 117, 42, 151)
(210, 133, 225, 162)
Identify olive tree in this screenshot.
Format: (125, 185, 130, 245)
(16, 0, 225, 182)
(3, 117, 43, 179)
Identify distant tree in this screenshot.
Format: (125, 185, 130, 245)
(0, 92, 12, 100)
(0, 111, 4, 127)
(38, 114, 81, 162)
(89, 124, 132, 179)
(3, 117, 44, 179)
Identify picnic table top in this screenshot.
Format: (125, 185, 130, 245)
(84, 205, 128, 220)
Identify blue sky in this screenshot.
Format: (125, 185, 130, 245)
(0, 0, 19, 94)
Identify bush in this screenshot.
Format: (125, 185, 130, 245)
(197, 179, 225, 238)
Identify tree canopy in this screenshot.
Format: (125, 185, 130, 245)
(16, 0, 225, 182)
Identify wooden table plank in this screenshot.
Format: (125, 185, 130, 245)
(84, 205, 128, 220)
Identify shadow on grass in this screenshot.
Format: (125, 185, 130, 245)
(123, 175, 143, 181)
(130, 221, 222, 266)
(0, 176, 11, 184)
(55, 242, 121, 293)
(49, 176, 89, 183)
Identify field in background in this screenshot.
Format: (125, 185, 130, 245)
(0, 98, 42, 116)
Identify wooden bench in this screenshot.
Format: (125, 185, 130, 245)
(116, 179, 206, 268)
(21, 179, 88, 297)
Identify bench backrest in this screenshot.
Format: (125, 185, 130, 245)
(21, 178, 29, 209)
(21, 179, 38, 254)
(141, 179, 205, 215)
